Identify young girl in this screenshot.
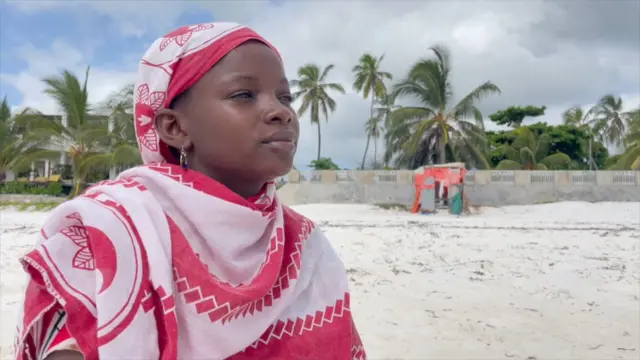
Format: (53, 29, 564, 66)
(15, 22, 366, 360)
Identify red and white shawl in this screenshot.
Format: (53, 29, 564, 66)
(14, 22, 366, 360)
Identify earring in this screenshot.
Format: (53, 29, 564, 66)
(179, 145, 188, 169)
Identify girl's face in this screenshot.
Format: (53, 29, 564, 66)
(155, 42, 299, 196)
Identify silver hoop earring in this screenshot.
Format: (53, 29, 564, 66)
(179, 146, 188, 169)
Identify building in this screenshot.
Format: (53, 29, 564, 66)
(4, 113, 114, 181)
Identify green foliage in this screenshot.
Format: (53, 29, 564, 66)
(0, 96, 32, 179)
(352, 53, 393, 169)
(86, 168, 110, 183)
(487, 122, 609, 170)
(308, 157, 340, 170)
(0, 181, 64, 196)
(611, 108, 640, 170)
(492, 127, 571, 170)
(291, 64, 346, 161)
(604, 154, 622, 169)
(488, 105, 546, 128)
(45, 182, 64, 196)
(387, 44, 500, 168)
(0, 96, 11, 123)
(14, 70, 141, 198)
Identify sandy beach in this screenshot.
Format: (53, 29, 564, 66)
(1, 202, 639, 359)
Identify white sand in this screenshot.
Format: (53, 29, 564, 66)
(1, 202, 639, 359)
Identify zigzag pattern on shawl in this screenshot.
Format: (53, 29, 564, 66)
(246, 292, 351, 349)
(164, 209, 313, 324)
(91, 164, 314, 325)
(228, 292, 366, 360)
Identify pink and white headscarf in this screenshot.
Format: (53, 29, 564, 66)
(134, 22, 280, 164)
(15, 23, 366, 360)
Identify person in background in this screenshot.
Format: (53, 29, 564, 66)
(442, 181, 449, 206)
(449, 173, 464, 216)
(15, 22, 365, 360)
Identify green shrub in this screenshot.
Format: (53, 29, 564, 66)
(0, 181, 28, 194)
(0, 181, 64, 196)
(45, 182, 64, 196)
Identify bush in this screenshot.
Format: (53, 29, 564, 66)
(45, 182, 64, 196)
(0, 181, 64, 196)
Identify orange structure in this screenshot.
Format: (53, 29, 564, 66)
(411, 163, 467, 213)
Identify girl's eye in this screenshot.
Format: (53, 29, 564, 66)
(279, 94, 293, 104)
(231, 91, 254, 100)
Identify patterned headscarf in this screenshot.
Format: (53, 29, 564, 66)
(133, 22, 279, 164)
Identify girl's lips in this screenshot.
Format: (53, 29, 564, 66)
(262, 140, 296, 152)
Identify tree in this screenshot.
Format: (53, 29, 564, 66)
(364, 116, 382, 168)
(375, 91, 399, 129)
(562, 105, 599, 169)
(15, 68, 140, 197)
(489, 105, 546, 128)
(590, 94, 635, 148)
(352, 53, 393, 169)
(0, 97, 29, 180)
(487, 123, 609, 170)
(613, 108, 640, 169)
(99, 84, 142, 172)
(494, 127, 571, 170)
(290, 64, 345, 161)
(0, 96, 10, 123)
(374, 92, 400, 167)
(309, 157, 340, 170)
(388, 45, 500, 168)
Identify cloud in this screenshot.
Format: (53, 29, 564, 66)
(4, 0, 639, 168)
(1, 40, 135, 114)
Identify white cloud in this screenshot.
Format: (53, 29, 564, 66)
(3, 0, 639, 168)
(1, 40, 135, 115)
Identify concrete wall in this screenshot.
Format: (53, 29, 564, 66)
(279, 170, 640, 206)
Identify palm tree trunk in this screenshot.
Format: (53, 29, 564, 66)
(70, 157, 84, 198)
(72, 177, 84, 198)
(361, 136, 371, 169)
(588, 136, 598, 170)
(360, 95, 375, 169)
(316, 121, 322, 161)
(373, 137, 378, 169)
(438, 127, 447, 164)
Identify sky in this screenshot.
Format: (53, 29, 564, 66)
(1, 0, 639, 170)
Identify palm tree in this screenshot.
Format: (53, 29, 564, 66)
(375, 91, 399, 129)
(15, 68, 140, 197)
(99, 83, 142, 173)
(374, 92, 399, 167)
(364, 116, 382, 168)
(0, 96, 14, 179)
(495, 127, 571, 170)
(590, 95, 635, 148)
(613, 108, 640, 169)
(352, 53, 393, 169)
(0, 97, 28, 180)
(290, 64, 345, 161)
(0, 96, 10, 123)
(562, 105, 598, 170)
(387, 45, 500, 168)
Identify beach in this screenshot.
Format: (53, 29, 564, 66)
(1, 202, 639, 359)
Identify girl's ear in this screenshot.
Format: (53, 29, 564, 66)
(154, 108, 190, 149)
